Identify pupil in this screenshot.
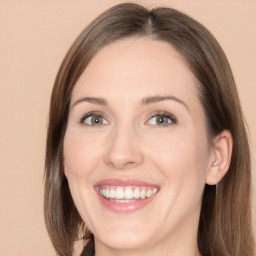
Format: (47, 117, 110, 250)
(92, 116, 102, 124)
(157, 117, 163, 123)
(157, 116, 167, 124)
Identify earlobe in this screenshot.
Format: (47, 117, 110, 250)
(206, 130, 233, 185)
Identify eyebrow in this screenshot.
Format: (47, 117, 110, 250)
(71, 97, 107, 108)
(140, 95, 189, 111)
(71, 95, 189, 111)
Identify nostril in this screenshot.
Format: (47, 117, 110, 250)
(126, 162, 138, 167)
(106, 159, 139, 170)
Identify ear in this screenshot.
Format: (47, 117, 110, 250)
(206, 130, 233, 185)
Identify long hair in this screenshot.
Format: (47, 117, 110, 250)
(44, 3, 254, 256)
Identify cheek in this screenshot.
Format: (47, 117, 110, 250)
(63, 130, 106, 227)
(146, 130, 210, 229)
(147, 129, 209, 192)
(63, 130, 104, 178)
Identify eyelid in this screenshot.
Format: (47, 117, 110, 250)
(79, 111, 110, 126)
(146, 111, 177, 127)
(78, 110, 177, 127)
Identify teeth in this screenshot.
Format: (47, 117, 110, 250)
(133, 188, 140, 199)
(116, 187, 124, 199)
(146, 190, 153, 197)
(110, 199, 137, 203)
(99, 186, 158, 200)
(106, 189, 110, 198)
(124, 188, 133, 199)
(109, 188, 115, 199)
(141, 189, 146, 199)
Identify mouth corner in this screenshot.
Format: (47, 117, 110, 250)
(93, 179, 160, 213)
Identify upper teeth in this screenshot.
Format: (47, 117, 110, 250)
(99, 187, 158, 200)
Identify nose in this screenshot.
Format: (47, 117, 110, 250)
(103, 123, 144, 170)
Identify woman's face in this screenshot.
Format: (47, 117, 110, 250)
(63, 38, 214, 254)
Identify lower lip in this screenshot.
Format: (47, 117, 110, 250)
(95, 191, 158, 214)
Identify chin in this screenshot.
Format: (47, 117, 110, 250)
(96, 229, 152, 250)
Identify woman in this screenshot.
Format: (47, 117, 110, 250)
(44, 3, 255, 256)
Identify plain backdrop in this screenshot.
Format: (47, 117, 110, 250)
(0, 1, 255, 256)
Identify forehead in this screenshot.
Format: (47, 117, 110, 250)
(71, 37, 198, 105)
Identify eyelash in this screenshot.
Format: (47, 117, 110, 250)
(79, 111, 107, 127)
(147, 111, 177, 127)
(79, 111, 177, 128)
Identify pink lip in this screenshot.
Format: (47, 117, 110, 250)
(93, 179, 160, 214)
(94, 178, 158, 187)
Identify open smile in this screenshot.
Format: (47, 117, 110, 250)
(94, 179, 160, 213)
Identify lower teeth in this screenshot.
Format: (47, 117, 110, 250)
(109, 199, 137, 203)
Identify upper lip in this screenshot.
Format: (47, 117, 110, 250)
(93, 178, 159, 188)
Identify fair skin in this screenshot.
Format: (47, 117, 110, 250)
(63, 38, 232, 256)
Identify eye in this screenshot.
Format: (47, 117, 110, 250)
(147, 112, 177, 127)
(80, 112, 109, 126)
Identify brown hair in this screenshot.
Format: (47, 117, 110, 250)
(44, 3, 255, 256)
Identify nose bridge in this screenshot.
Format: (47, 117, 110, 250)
(104, 118, 144, 170)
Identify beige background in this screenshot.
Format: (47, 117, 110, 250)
(0, 1, 255, 255)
